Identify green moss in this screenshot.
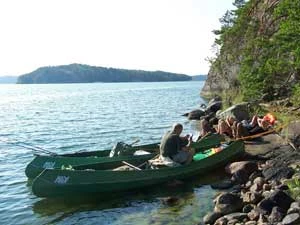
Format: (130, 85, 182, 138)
(285, 176, 300, 199)
(291, 84, 300, 107)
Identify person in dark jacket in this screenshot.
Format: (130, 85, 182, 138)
(160, 123, 194, 164)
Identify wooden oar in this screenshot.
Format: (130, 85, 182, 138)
(136, 154, 160, 168)
(233, 123, 288, 141)
(122, 161, 142, 170)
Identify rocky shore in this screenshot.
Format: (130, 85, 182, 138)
(201, 123, 300, 225)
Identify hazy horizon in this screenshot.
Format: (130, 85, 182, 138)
(0, 0, 235, 77)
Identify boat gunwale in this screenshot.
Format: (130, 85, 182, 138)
(26, 133, 225, 179)
(34, 140, 244, 183)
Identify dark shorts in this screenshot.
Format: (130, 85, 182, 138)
(172, 151, 189, 164)
(249, 126, 264, 135)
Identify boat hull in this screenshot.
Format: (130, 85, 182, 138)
(26, 134, 224, 179)
(32, 140, 244, 198)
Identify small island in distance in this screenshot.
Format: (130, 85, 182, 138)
(16, 63, 206, 84)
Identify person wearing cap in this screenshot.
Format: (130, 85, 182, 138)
(160, 123, 195, 164)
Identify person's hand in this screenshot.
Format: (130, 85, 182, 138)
(182, 134, 190, 140)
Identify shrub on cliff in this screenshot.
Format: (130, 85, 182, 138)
(291, 84, 300, 107)
(210, 0, 300, 102)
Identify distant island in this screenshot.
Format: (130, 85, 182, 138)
(17, 64, 192, 84)
(0, 76, 18, 84)
(191, 75, 207, 81)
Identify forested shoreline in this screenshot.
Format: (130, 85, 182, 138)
(17, 64, 192, 84)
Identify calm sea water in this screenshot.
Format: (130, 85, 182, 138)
(0, 82, 225, 225)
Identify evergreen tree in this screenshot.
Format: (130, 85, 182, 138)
(210, 0, 300, 101)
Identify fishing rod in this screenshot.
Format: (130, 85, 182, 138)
(16, 142, 58, 156)
(1, 137, 141, 156)
(0, 138, 57, 156)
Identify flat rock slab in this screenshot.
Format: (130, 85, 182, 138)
(244, 133, 286, 156)
(281, 120, 300, 140)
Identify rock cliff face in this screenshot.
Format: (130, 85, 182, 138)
(201, 0, 298, 99)
(201, 60, 240, 96)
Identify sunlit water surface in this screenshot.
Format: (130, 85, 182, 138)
(0, 82, 226, 225)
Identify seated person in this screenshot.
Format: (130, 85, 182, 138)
(198, 115, 217, 140)
(216, 116, 236, 138)
(160, 123, 195, 165)
(262, 113, 276, 126)
(234, 115, 272, 138)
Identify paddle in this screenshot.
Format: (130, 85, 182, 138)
(122, 161, 142, 170)
(136, 154, 160, 168)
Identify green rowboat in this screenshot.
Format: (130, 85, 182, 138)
(32, 140, 244, 198)
(25, 142, 158, 179)
(25, 134, 225, 179)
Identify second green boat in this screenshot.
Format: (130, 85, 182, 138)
(25, 133, 225, 179)
(32, 139, 244, 198)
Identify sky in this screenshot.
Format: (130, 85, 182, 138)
(0, 0, 235, 76)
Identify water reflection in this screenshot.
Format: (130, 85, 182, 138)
(32, 169, 228, 225)
(0, 82, 214, 224)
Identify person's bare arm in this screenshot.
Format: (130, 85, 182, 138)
(182, 135, 193, 151)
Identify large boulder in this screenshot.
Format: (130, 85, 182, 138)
(206, 100, 222, 114)
(280, 120, 300, 148)
(214, 193, 244, 215)
(257, 198, 277, 214)
(203, 212, 222, 224)
(182, 109, 206, 120)
(183, 96, 222, 120)
(226, 161, 258, 184)
(257, 190, 295, 215)
(268, 190, 294, 211)
(217, 102, 250, 121)
(262, 166, 294, 182)
(226, 161, 258, 175)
